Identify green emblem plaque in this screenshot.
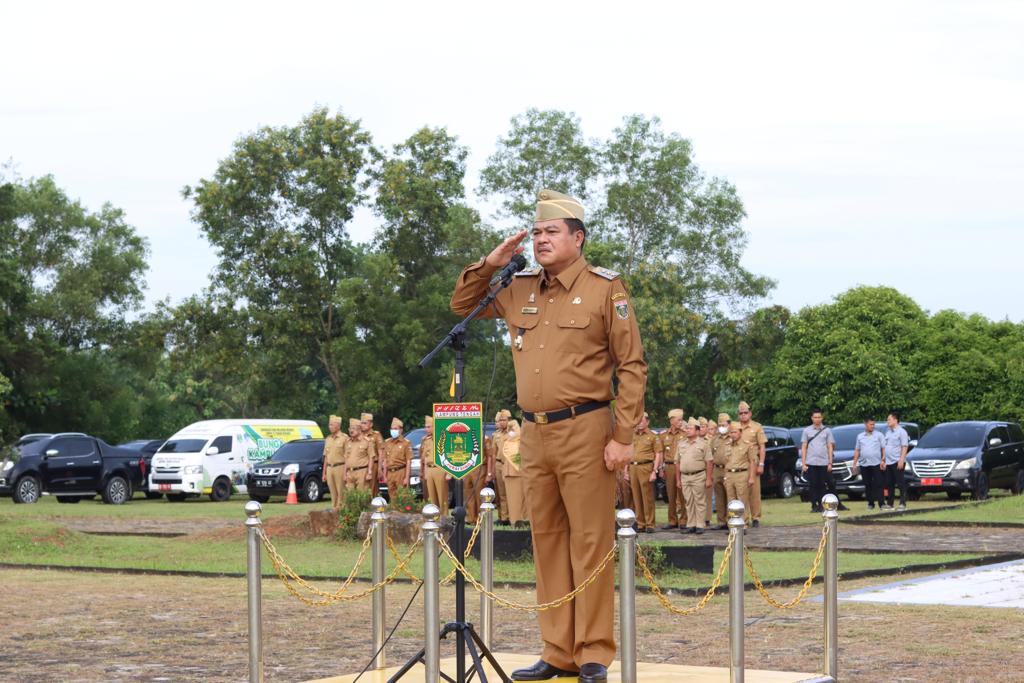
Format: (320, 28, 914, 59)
(433, 402, 484, 479)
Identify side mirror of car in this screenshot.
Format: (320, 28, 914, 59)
(989, 437, 1002, 448)
(206, 446, 220, 456)
(44, 449, 58, 459)
(909, 440, 918, 448)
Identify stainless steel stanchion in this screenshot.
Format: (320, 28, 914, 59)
(616, 509, 637, 683)
(371, 496, 388, 670)
(422, 503, 441, 683)
(822, 493, 840, 680)
(479, 487, 496, 650)
(245, 501, 264, 683)
(728, 500, 746, 683)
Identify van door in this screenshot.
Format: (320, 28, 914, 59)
(206, 434, 234, 485)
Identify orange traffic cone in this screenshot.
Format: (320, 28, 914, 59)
(285, 473, 299, 505)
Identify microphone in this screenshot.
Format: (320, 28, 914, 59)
(492, 253, 528, 283)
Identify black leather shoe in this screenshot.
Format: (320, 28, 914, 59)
(752, 519, 760, 528)
(510, 660, 577, 680)
(579, 662, 608, 683)
(695, 526, 704, 535)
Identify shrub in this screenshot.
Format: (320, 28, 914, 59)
(389, 486, 419, 514)
(336, 488, 373, 540)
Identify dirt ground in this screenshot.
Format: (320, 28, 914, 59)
(2, 567, 1021, 683)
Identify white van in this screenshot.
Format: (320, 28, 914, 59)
(148, 419, 323, 501)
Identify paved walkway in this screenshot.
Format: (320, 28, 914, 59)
(649, 522, 1024, 554)
(832, 558, 1024, 608)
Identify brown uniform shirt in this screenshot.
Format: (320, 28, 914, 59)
(709, 433, 731, 466)
(724, 440, 758, 471)
(452, 256, 647, 444)
(345, 436, 377, 470)
(369, 429, 386, 457)
(323, 432, 349, 465)
(420, 435, 435, 468)
(632, 429, 660, 463)
(739, 420, 768, 463)
(677, 437, 712, 473)
(382, 437, 412, 470)
(661, 429, 684, 464)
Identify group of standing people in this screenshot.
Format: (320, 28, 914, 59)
(320, 412, 414, 510)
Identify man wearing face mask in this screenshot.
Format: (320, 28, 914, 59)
(381, 417, 412, 500)
(710, 413, 732, 529)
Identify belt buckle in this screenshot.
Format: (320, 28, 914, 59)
(534, 412, 548, 425)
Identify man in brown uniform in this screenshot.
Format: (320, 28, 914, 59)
(344, 417, 378, 491)
(421, 416, 451, 517)
(451, 189, 646, 683)
(676, 417, 713, 534)
(723, 422, 758, 525)
(657, 408, 686, 529)
(738, 401, 768, 528)
(629, 412, 659, 533)
(491, 410, 511, 524)
(321, 415, 349, 510)
(381, 417, 412, 500)
(699, 416, 714, 526)
(710, 413, 732, 528)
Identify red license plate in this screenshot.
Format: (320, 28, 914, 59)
(920, 478, 943, 486)
(158, 484, 172, 492)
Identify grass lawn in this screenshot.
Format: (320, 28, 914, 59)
(0, 516, 985, 591)
(870, 492, 1024, 524)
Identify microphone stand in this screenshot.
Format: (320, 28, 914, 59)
(389, 267, 517, 683)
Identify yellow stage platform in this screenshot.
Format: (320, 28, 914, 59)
(304, 652, 830, 683)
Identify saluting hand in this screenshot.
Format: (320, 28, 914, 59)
(484, 230, 529, 268)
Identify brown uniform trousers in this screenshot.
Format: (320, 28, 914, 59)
(345, 437, 377, 491)
(740, 421, 768, 522)
(709, 434, 730, 525)
(492, 430, 510, 520)
(322, 432, 349, 509)
(616, 468, 633, 510)
(463, 467, 487, 523)
(723, 440, 758, 523)
(629, 429, 659, 530)
(703, 435, 714, 524)
(677, 438, 712, 529)
(660, 430, 685, 527)
(421, 435, 449, 517)
(382, 436, 412, 500)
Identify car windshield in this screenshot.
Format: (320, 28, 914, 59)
(18, 440, 49, 456)
(829, 426, 866, 451)
(917, 424, 986, 449)
(158, 439, 208, 453)
(268, 441, 322, 463)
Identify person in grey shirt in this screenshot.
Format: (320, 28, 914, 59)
(882, 411, 910, 510)
(801, 408, 835, 513)
(852, 418, 886, 509)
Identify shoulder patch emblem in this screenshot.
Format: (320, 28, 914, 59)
(614, 300, 630, 320)
(611, 292, 627, 301)
(589, 265, 620, 280)
(514, 267, 541, 277)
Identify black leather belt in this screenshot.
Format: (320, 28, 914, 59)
(326, 463, 344, 468)
(387, 466, 405, 472)
(681, 469, 705, 475)
(630, 460, 654, 466)
(663, 460, 675, 465)
(714, 464, 725, 469)
(521, 400, 609, 425)
(350, 465, 368, 471)
(727, 467, 748, 473)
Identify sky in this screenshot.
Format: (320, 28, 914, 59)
(3, 1, 1023, 321)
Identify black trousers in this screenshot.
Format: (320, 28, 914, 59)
(806, 465, 829, 509)
(884, 464, 906, 505)
(860, 464, 883, 506)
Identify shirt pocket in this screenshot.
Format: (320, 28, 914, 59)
(506, 314, 540, 351)
(556, 314, 592, 353)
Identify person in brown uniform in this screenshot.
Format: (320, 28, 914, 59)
(502, 418, 529, 527)
(344, 417, 378, 491)
(450, 189, 647, 683)
(321, 415, 349, 510)
(360, 412, 385, 483)
(676, 417, 714, 534)
(491, 410, 511, 524)
(710, 413, 732, 528)
(657, 408, 686, 529)
(737, 401, 768, 527)
(421, 416, 451, 517)
(699, 416, 714, 526)
(723, 421, 758, 525)
(381, 417, 412, 500)
(629, 412, 659, 533)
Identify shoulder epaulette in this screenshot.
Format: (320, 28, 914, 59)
(514, 267, 541, 277)
(589, 265, 620, 280)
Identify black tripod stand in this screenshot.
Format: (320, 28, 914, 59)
(388, 262, 522, 683)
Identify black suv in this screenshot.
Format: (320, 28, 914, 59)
(246, 438, 326, 503)
(762, 425, 801, 498)
(905, 421, 1024, 500)
(0, 433, 147, 504)
(792, 422, 921, 501)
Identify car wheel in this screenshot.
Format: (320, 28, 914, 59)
(144, 491, 163, 500)
(209, 477, 232, 502)
(946, 490, 963, 501)
(166, 493, 188, 502)
(776, 472, 795, 499)
(56, 496, 81, 504)
(248, 493, 270, 503)
(301, 476, 322, 503)
(907, 489, 922, 502)
(847, 492, 864, 501)
(12, 475, 41, 504)
(1012, 469, 1024, 496)
(972, 471, 990, 501)
(102, 476, 131, 505)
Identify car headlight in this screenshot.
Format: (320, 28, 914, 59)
(954, 458, 976, 470)
(2, 461, 13, 471)
(283, 464, 300, 476)
(183, 465, 203, 475)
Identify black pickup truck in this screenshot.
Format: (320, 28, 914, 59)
(0, 432, 147, 504)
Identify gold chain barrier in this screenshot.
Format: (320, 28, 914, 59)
(437, 532, 617, 612)
(635, 529, 735, 616)
(744, 522, 829, 609)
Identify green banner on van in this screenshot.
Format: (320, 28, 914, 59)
(242, 423, 323, 462)
(432, 402, 483, 480)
